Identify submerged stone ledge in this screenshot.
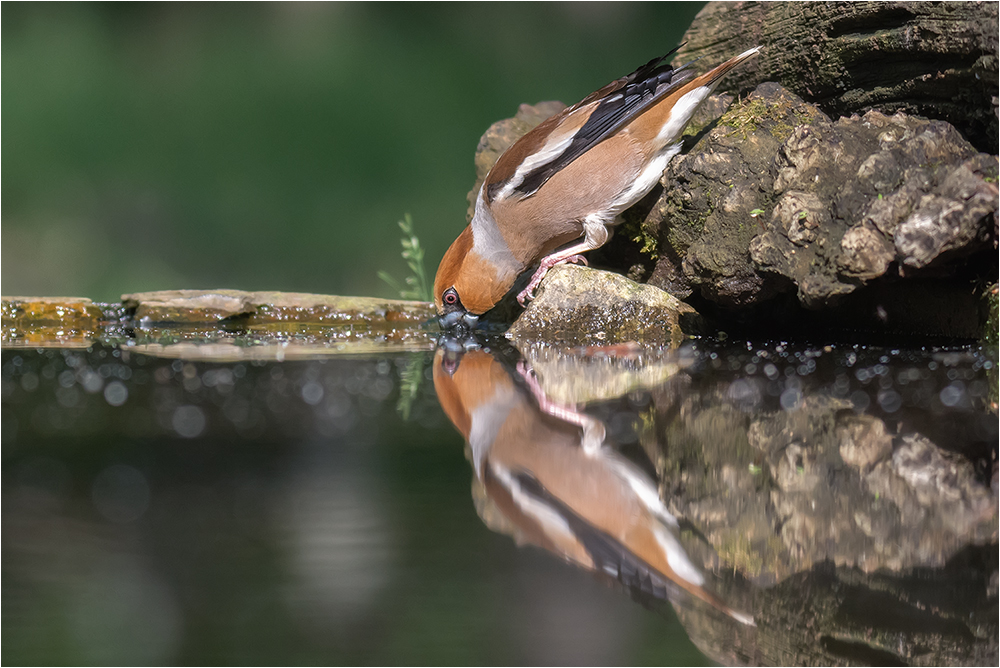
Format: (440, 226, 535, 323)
(1, 290, 438, 356)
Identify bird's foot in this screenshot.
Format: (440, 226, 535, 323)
(516, 265, 548, 306)
(516, 255, 589, 306)
(516, 360, 605, 453)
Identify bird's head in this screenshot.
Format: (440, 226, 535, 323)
(434, 225, 516, 331)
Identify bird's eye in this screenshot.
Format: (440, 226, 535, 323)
(443, 288, 459, 306)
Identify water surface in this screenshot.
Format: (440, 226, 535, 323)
(3, 337, 996, 665)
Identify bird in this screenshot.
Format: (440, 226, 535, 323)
(432, 347, 755, 625)
(434, 45, 760, 330)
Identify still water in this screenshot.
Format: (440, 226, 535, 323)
(2, 336, 997, 665)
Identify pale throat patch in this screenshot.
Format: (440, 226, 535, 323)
(470, 187, 521, 281)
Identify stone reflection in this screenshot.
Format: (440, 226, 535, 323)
(432, 345, 755, 627)
(434, 340, 998, 666)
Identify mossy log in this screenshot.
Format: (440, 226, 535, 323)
(675, 1, 999, 152)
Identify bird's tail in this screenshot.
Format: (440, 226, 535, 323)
(691, 46, 760, 89)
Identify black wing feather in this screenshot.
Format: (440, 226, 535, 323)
(512, 470, 678, 602)
(514, 46, 690, 198)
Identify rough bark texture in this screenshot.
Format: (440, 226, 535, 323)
(674, 1, 999, 153)
(636, 82, 998, 337)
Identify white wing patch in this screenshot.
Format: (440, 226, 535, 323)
(493, 116, 584, 202)
(604, 85, 715, 218)
(656, 85, 714, 145)
(606, 142, 682, 217)
(491, 464, 577, 545)
(653, 524, 705, 587)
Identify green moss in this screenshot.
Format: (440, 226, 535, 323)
(719, 97, 770, 139)
(719, 93, 818, 143)
(622, 216, 660, 259)
(983, 283, 999, 347)
(715, 528, 784, 578)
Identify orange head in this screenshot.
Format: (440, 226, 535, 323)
(433, 225, 518, 328)
(432, 347, 515, 439)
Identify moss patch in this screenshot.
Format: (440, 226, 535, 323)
(719, 92, 819, 143)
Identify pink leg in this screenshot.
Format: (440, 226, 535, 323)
(516, 361, 606, 454)
(516, 245, 592, 306)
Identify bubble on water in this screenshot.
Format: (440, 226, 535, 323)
(939, 382, 966, 408)
(80, 368, 104, 394)
(91, 464, 151, 523)
(104, 381, 129, 407)
(877, 389, 902, 413)
(780, 386, 802, 411)
(20, 372, 39, 392)
(368, 377, 393, 401)
(302, 381, 324, 405)
(727, 378, 760, 406)
(202, 369, 233, 389)
(763, 363, 779, 380)
(172, 405, 206, 438)
(182, 375, 202, 393)
(58, 369, 76, 388)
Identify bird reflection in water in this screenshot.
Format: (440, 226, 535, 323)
(433, 344, 753, 626)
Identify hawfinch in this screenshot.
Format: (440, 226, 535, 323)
(433, 348, 754, 625)
(435, 46, 760, 329)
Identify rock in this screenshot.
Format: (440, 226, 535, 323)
(509, 341, 692, 405)
(466, 76, 996, 340)
(749, 106, 995, 309)
(838, 414, 893, 470)
(657, 382, 997, 581)
(2, 291, 438, 354)
(644, 83, 828, 308)
(673, 1, 999, 152)
(122, 289, 434, 326)
(1, 296, 105, 348)
(506, 265, 703, 348)
(633, 82, 998, 336)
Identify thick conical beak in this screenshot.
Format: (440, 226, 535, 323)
(438, 310, 480, 331)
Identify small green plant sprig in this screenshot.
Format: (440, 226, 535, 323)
(378, 213, 431, 302)
(396, 354, 426, 421)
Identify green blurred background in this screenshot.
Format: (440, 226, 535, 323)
(2, 2, 704, 302)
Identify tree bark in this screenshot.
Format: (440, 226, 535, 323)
(675, 1, 999, 152)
